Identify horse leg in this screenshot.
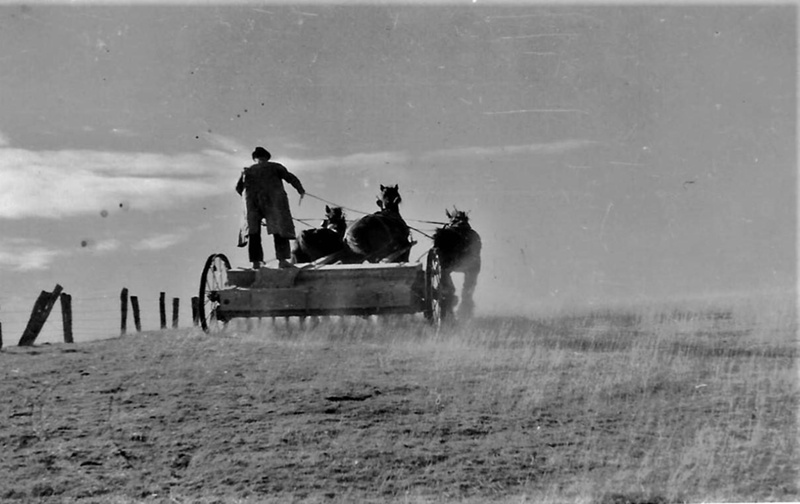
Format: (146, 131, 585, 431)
(457, 265, 480, 319)
(441, 271, 457, 318)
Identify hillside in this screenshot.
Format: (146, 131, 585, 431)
(1, 302, 797, 503)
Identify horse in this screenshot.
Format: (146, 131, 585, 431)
(343, 184, 413, 263)
(291, 206, 348, 264)
(432, 207, 482, 319)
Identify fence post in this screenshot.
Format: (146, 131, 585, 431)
(120, 288, 129, 336)
(159, 292, 166, 329)
(60, 293, 73, 344)
(172, 298, 180, 328)
(191, 297, 200, 326)
(19, 284, 63, 346)
(130, 296, 142, 332)
(0, 321, 3, 350)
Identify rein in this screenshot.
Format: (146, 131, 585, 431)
(303, 191, 446, 228)
(303, 192, 371, 217)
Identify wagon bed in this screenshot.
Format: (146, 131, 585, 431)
(198, 252, 447, 331)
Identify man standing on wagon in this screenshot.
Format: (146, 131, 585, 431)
(236, 147, 305, 269)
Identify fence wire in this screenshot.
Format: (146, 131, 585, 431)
(0, 290, 200, 345)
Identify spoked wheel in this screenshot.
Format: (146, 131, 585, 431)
(199, 253, 231, 333)
(424, 248, 447, 328)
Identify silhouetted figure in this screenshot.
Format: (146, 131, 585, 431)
(236, 147, 305, 269)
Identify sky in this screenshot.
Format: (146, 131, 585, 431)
(0, 3, 796, 342)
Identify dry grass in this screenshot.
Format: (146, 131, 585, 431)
(0, 294, 797, 503)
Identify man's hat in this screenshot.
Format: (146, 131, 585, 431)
(252, 147, 271, 160)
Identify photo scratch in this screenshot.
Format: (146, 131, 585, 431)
(599, 202, 613, 240)
(485, 12, 602, 22)
(609, 161, 647, 167)
(484, 109, 589, 115)
(497, 33, 580, 40)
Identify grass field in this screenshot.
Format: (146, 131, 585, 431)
(0, 294, 797, 503)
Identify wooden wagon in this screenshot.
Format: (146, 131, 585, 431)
(198, 250, 448, 332)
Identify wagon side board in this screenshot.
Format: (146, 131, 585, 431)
(216, 264, 426, 319)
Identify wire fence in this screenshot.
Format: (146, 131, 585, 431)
(0, 287, 200, 346)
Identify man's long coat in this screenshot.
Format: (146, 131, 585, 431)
(236, 160, 304, 240)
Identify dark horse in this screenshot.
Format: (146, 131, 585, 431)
(343, 184, 413, 263)
(291, 206, 348, 263)
(433, 207, 481, 318)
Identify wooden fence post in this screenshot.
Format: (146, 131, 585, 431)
(130, 296, 142, 332)
(19, 284, 63, 346)
(120, 288, 129, 336)
(191, 297, 200, 326)
(60, 293, 73, 344)
(172, 298, 180, 328)
(0, 321, 3, 350)
(159, 292, 166, 329)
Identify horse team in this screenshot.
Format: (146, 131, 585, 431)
(291, 184, 481, 319)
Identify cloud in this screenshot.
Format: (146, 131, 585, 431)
(0, 238, 61, 271)
(285, 151, 410, 172)
(132, 232, 187, 251)
(204, 133, 248, 154)
(0, 146, 241, 219)
(93, 238, 122, 252)
(420, 140, 601, 161)
(0, 135, 598, 220)
(278, 140, 597, 173)
(77, 237, 121, 252)
(110, 127, 137, 137)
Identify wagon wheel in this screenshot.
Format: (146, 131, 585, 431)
(424, 248, 447, 327)
(199, 253, 231, 333)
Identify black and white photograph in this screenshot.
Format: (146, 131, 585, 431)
(0, 2, 796, 502)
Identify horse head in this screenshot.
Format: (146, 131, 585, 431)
(376, 184, 402, 214)
(445, 207, 471, 229)
(321, 205, 347, 239)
